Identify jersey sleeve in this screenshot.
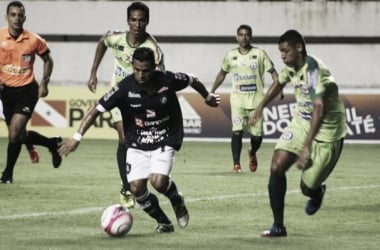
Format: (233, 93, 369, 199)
(166, 71, 191, 91)
(278, 68, 290, 85)
(261, 50, 276, 74)
(35, 34, 49, 56)
(97, 84, 123, 112)
(220, 51, 231, 73)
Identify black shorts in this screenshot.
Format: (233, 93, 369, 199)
(1, 81, 39, 125)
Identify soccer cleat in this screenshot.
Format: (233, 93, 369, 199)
(248, 149, 258, 172)
(155, 223, 174, 233)
(233, 164, 242, 173)
(120, 188, 135, 209)
(305, 183, 326, 216)
(261, 224, 287, 237)
(28, 146, 39, 164)
(0, 175, 12, 184)
(173, 193, 189, 228)
(49, 137, 63, 168)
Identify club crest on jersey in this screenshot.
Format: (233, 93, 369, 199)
(232, 116, 242, 125)
(281, 130, 293, 140)
(250, 62, 258, 70)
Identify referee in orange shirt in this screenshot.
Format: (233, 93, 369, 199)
(0, 1, 62, 184)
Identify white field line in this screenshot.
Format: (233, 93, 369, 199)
(1, 184, 379, 220)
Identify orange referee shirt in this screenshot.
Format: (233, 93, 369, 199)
(0, 27, 49, 87)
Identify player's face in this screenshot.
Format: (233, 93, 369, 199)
(133, 59, 155, 85)
(279, 42, 301, 68)
(127, 10, 148, 39)
(6, 6, 26, 33)
(236, 28, 252, 49)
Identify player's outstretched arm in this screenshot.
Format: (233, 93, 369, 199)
(87, 35, 108, 93)
(189, 75, 220, 107)
(249, 80, 284, 125)
(59, 106, 100, 156)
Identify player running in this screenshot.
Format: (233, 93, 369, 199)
(59, 47, 220, 233)
(87, 2, 164, 209)
(250, 29, 346, 237)
(210, 24, 280, 173)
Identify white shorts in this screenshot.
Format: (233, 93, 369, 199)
(126, 146, 175, 182)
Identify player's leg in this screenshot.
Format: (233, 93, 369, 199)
(150, 146, 189, 229)
(247, 111, 263, 172)
(0, 113, 28, 183)
(111, 108, 134, 208)
(301, 138, 344, 215)
(231, 102, 244, 172)
(127, 148, 173, 233)
(262, 120, 306, 237)
(23, 130, 62, 168)
(24, 142, 39, 163)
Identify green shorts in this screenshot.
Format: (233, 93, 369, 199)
(275, 117, 344, 189)
(230, 93, 263, 136)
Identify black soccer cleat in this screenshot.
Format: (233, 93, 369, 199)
(261, 224, 287, 237)
(305, 183, 326, 216)
(49, 137, 63, 168)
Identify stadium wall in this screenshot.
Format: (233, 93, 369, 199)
(0, 0, 378, 88)
(0, 1, 379, 142)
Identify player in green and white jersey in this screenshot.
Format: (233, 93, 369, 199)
(87, 2, 164, 209)
(250, 29, 346, 237)
(210, 24, 280, 173)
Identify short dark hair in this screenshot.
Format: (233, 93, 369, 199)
(7, 1, 24, 14)
(278, 29, 307, 56)
(133, 47, 155, 67)
(237, 24, 252, 36)
(127, 1, 149, 23)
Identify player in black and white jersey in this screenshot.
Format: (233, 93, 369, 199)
(59, 47, 220, 233)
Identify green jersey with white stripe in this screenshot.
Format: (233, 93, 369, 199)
(104, 31, 164, 86)
(278, 55, 346, 142)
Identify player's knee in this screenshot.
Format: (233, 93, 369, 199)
(150, 174, 169, 193)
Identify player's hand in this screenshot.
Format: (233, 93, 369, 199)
(38, 82, 49, 97)
(279, 91, 284, 100)
(205, 93, 220, 107)
(249, 108, 262, 125)
(296, 146, 312, 170)
(58, 138, 80, 156)
(87, 75, 98, 93)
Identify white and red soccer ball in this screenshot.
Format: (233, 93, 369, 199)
(100, 204, 133, 237)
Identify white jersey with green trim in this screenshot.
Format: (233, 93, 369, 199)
(278, 55, 346, 142)
(104, 30, 164, 86)
(221, 46, 275, 95)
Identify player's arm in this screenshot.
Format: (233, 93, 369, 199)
(249, 79, 284, 125)
(210, 70, 227, 93)
(188, 74, 220, 107)
(58, 106, 101, 156)
(87, 33, 108, 93)
(270, 70, 284, 100)
(38, 52, 54, 98)
(296, 96, 324, 170)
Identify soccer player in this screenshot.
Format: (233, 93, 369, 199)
(210, 24, 280, 173)
(250, 29, 346, 237)
(59, 47, 220, 233)
(87, 1, 164, 208)
(0, 1, 62, 184)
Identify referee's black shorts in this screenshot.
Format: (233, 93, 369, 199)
(1, 81, 39, 125)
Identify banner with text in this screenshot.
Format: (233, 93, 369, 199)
(1, 87, 378, 143)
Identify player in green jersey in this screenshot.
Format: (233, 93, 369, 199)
(87, 2, 164, 209)
(250, 29, 346, 237)
(210, 24, 280, 173)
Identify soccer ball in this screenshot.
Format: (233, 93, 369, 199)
(100, 204, 133, 237)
